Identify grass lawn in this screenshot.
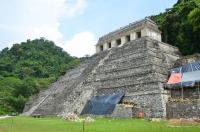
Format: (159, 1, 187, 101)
(0, 116, 200, 132)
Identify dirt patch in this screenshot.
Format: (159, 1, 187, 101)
(63, 113, 94, 122)
(168, 118, 200, 126)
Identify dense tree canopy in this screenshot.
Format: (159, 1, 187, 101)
(0, 38, 79, 115)
(151, 0, 200, 55)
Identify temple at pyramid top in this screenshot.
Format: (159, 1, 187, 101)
(96, 18, 162, 53)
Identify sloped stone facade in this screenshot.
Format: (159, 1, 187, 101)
(23, 19, 181, 118)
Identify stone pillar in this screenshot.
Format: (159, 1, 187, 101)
(148, 29, 162, 42)
(96, 45, 101, 53)
(141, 27, 162, 41)
(103, 43, 109, 50)
(111, 40, 117, 47)
(121, 36, 126, 45)
(157, 33, 162, 41)
(141, 27, 149, 37)
(130, 32, 136, 41)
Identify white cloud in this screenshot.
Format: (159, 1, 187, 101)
(65, 0, 87, 17)
(62, 32, 96, 57)
(0, 0, 94, 58)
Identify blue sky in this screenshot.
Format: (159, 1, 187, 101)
(0, 0, 177, 57)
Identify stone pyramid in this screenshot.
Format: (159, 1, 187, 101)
(23, 19, 180, 118)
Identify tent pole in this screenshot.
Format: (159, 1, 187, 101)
(181, 86, 183, 101)
(174, 87, 175, 98)
(198, 82, 200, 100)
(170, 88, 172, 98)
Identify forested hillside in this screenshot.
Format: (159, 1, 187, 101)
(151, 0, 200, 55)
(0, 38, 79, 115)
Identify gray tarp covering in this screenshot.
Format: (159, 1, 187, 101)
(81, 91, 124, 115)
(182, 70, 200, 82)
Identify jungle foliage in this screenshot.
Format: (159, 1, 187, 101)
(0, 38, 79, 115)
(151, 0, 200, 55)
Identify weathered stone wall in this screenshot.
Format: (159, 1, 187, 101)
(167, 100, 200, 118)
(111, 104, 133, 118)
(123, 92, 167, 118)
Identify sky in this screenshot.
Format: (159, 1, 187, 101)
(0, 0, 177, 57)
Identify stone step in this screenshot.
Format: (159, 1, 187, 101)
(108, 45, 171, 62)
(23, 61, 92, 115)
(58, 66, 89, 81)
(96, 82, 162, 95)
(98, 54, 170, 73)
(108, 47, 147, 60)
(97, 56, 150, 72)
(93, 73, 166, 89)
(105, 51, 148, 64)
(107, 48, 172, 66)
(29, 51, 111, 116)
(94, 69, 167, 82)
(94, 65, 153, 80)
(107, 39, 178, 61)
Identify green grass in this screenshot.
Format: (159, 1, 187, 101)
(0, 117, 200, 132)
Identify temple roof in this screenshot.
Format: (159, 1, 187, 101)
(97, 18, 160, 45)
